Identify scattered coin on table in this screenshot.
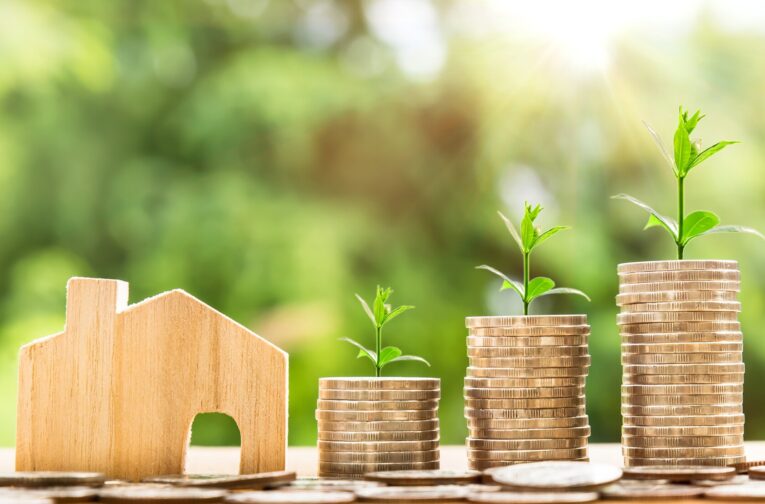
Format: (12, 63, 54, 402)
(225, 491, 356, 504)
(278, 478, 382, 492)
(0, 486, 100, 503)
(732, 461, 765, 474)
(746, 467, 765, 480)
(705, 483, 765, 500)
(0, 472, 106, 488)
(142, 472, 296, 489)
(467, 491, 599, 504)
(622, 465, 736, 482)
(364, 470, 481, 486)
(354, 485, 470, 502)
(600, 482, 705, 500)
(486, 461, 622, 491)
(0, 498, 52, 504)
(98, 486, 227, 503)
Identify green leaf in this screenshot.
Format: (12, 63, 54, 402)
(378, 346, 402, 367)
(476, 265, 524, 298)
(684, 109, 703, 134)
(612, 193, 679, 239)
(674, 109, 692, 176)
(373, 286, 390, 326)
(387, 354, 431, 367)
(699, 225, 765, 240)
(526, 276, 555, 301)
(537, 287, 591, 302)
(533, 226, 569, 250)
(339, 337, 377, 362)
(644, 214, 678, 240)
(520, 204, 540, 252)
(681, 210, 720, 245)
(686, 141, 738, 173)
(643, 120, 677, 176)
(497, 211, 523, 253)
(383, 305, 415, 326)
(355, 294, 375, 325)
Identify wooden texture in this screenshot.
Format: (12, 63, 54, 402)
(16, 277, 288, 481)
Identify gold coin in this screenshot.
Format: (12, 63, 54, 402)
(469, 459, 590, 471)
(616, 290, 739, 305)
(464, 377, 587, 389)
(468, 448, 588, 461)
(622, 393, 742, 406)
(319, 450, 439, 463)
(469, 426, 591, 440)
(621, 435, 743, 448)
(465, 407, 585, 419)
(466, 316, 588, 328)
(98, 487, 227, 503)
(621, 464, 737, 481)
(620, 331, 742, 344)
(0, 472, 106, 488)
(599, 482, 705, 500)
(619, 270, 740, 284)
(469, 356, 591, 368)
(467, 491, 600, 504)
(621, 404, 742, 416)
(704, 484, 765, 501)
(622, 363, 744, 375)
(467, 367, 589, 378)
(486, 461, 621, 490)
(319, 377, 440, 390)
(225, 491, 356, 504)
(319, 389, 440, 401)
(620, 301, 741, 313)
(619, 281, 740, 294)
(621, 352, 742, 365)
(467, 438, 587, 450)
(315, 410, 438, 422)
(623, 373, 744, 385)
(467, 336, 588, 347)
(617, 311, 739, 324)
(464, 386, 584, 399)
(141, 471, 297, 489)
(467, 416, 589, 430)
(622, 446, 745, 458)
(316, 400, 439, 411)
(622, 384, 743, 395)
(280, 479, 383, 492)
(468, 346, 588, 358)
(620, 321, 741, 334)
(318, 461, 439, 475)
(465, 397, 584, 409)
(745, 467, 765, 480)
(621, 342, 743, 354)
(622, 425, 744, 437)
(469, 326, 590, 337)
(318, 430, 439, 442)
(0, 487, 101, 502)
(622, 414, 744, 427)
(624, 456, 745, 467)
(363, 470, 481, 486)
(317, 419, 439, 432)
(318, 440, 439, 452)
(618, 260, 738, 273)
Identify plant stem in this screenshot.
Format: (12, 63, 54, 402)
(677, 175, 685, 260)
(523, 250, 530, 316)
(375, 325, 382, 377)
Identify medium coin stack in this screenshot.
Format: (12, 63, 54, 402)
(464, 315, 591, 470)
(617, 260, 746, 467)
(316, 377, 441, 478)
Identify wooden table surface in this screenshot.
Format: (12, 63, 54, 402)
(2, 443, 764, 475)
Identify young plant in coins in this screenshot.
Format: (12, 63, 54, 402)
(478, 203, 590, 316)
(340, 286, 430, 377)
(614, 106, 763, 259)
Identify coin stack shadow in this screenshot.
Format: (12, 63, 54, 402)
(316, 377, 441, 478)
(464, 315, 592, 470)
(617, 260, 745, 467)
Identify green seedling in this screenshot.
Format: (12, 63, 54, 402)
(614, 106, 763, 259)
(478, 202, 590, 315)
(340, 286, 430, 377)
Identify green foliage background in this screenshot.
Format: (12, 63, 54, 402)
(2, 1, 765, 447)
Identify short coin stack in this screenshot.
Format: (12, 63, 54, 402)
(464, 315, 591, 470)
(617, 260, 746, 467)
(316, 377, 441, 478)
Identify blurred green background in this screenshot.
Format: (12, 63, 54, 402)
(2, 0, 765, 448)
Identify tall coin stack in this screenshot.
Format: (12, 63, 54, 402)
(617, 260, 745, 467)
(464, 315, 592, 470)
(316, 377, 441, 478)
